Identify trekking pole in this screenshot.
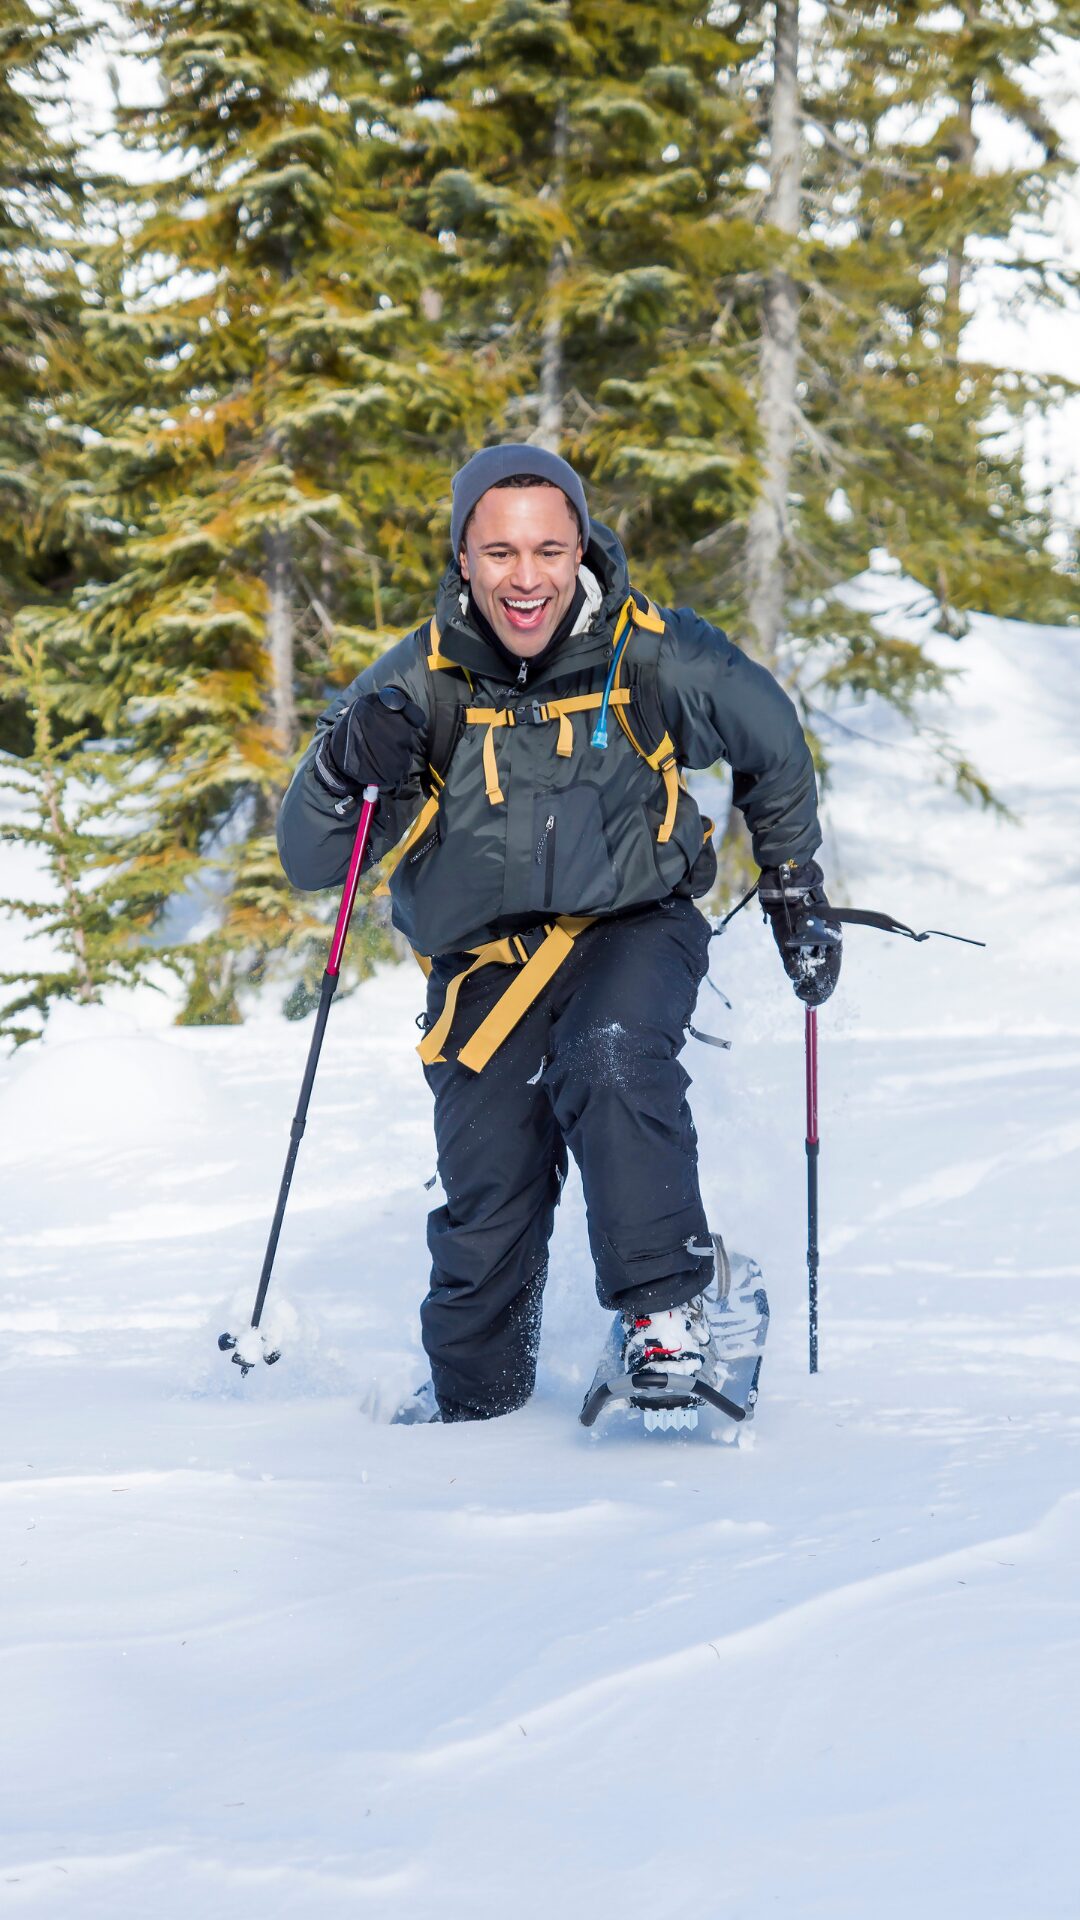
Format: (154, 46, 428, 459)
(219, 781, 379, 1373)
(805, 1006, 820, 1374)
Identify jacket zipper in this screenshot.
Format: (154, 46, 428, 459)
(408, 830, 439, 865)
(542, 814, 557, 909)
(535, 811, 558, 909)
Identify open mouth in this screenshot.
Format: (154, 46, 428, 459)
(500, 595, 552, 633)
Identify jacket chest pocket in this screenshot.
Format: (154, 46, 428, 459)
(526, 786, 618, 915)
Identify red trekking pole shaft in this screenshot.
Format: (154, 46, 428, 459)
(805, 1006, 820, 1373)
(246, 784, 378, 1333)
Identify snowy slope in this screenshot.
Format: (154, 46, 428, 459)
(2, 579, 1079, 1919)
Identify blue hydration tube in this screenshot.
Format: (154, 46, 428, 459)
(590, 616, 634, 749)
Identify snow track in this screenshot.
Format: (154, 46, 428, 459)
(2, 585, 1079, 1916)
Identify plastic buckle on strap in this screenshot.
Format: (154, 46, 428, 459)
(515, 699, 547, 726)
(515, 925, 552, 962)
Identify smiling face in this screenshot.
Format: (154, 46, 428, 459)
(459, 484, 583, 658)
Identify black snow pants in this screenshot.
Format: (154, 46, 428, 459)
(421, 897, 714, 1420)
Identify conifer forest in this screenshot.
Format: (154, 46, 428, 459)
(2, 0, 1078, 1038)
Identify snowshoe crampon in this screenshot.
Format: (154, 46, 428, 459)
(217, 1326, 281, 1376)
(579, 1236, 769, 1435)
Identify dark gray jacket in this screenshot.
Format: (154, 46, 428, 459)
(277, 523, 820, 957)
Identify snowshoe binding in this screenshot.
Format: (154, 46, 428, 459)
(579, 1234, 769, 1434)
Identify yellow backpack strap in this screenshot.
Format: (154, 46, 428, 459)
(610, 594, 680, 842)
(642, 733, 679, 843)
(417, 915, 594, 1072)
(375, 614, 469, 896)
(372, 789, 441, 898)
(417, 931, 522, 1064)
(456, 917, 592, 1073)
(630, 595, 665, 634)
(464, 705, 515, 805)
(544, 689, 630, 756)
(418, 946, 499, 1064)
(426, 613, 462, 673)
(462, 692, 634, 787)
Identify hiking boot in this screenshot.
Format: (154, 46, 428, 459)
(621, 1296, 712, 1379)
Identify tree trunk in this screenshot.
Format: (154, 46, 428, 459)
(18, 633, 97, 1003)
(41, 764, 96, 1004)
(944, 72, 976, 361)
(265, 531, 298, 760)
(745, 0, 802, 668)
(939, 6, 975, 623)
(536, 100, 568, 454)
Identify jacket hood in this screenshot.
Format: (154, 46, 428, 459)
(432, 520, 632, 686)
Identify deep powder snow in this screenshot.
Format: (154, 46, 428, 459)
(1, 577, 1078, 1918)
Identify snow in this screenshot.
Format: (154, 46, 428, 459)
(3, 582, 1080, 1916)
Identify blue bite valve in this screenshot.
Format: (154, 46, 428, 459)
(591, 722, 608, 750)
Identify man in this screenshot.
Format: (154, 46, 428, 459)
(277, 445, 840, 1423)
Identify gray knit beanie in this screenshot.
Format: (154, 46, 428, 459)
(450, 444, 590, 556)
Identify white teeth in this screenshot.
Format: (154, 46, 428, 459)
(505, 598, 545, 610)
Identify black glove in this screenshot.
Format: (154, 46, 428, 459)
(313, 686, 426, 800)
(758, 859, 842, 1007)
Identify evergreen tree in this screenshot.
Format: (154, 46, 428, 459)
(0, 630, 163, 1045)
(61, 0, 498, 1022)
(357, 0, 764, 610)
(734, 0, 1079, 718)
(348, 0, 1038, 809)
(801, 0, 1080, 637)
(11, 0, 1077, 1039)
(377, 1, 974, 876)
(0, 0, 93, 755)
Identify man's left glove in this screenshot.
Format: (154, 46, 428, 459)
(313, 687, 427, 801)
(758, 859, 842, 1008)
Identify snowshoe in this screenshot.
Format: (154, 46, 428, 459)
(579, 1234, 769, 1434)
(390, 1379, 442, 1425)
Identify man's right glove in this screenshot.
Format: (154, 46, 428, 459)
(313, 686, 426, 801)
(758, 859, 842, 1007)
